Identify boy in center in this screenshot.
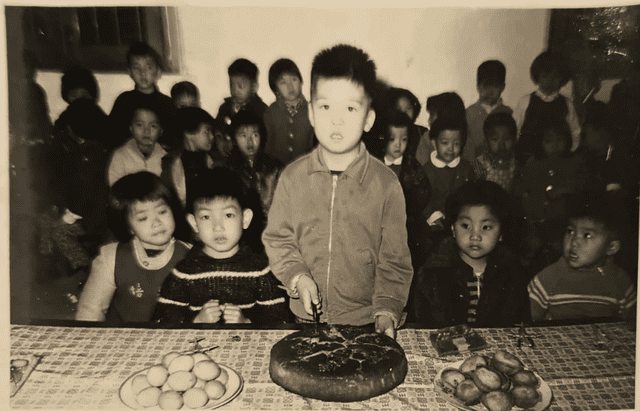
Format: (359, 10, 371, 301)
(262, 44, 413, 339)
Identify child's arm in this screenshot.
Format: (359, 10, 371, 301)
(107, 150, 124, 187)
(527, 276, 549, 321)
(373, 180, 414, 332)
(75, 243, 118, 321)
(619, 283, 637, 321)
(565, 98, 581, 152)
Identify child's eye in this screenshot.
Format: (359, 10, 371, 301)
(483, 225, 493, 230)
(200, 215, 210, 220)
(225, 213, 235, 218)
(320, 105, 329, 110)
(137, 217, 147, 222)
(460, 223, 470, 229)
(584, 233, 592, 239)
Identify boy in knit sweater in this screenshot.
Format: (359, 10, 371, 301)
(152, 167, 290, 325)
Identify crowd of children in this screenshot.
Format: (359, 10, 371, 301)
(12, 40, 638, 333)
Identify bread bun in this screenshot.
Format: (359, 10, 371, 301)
(511, 385, 541, 409)
(472, 366, 503, 392)
(510, 369, 539, 387)
(491, 350, 524, 376)
(460, 355, 489, 374)
(455, 379, 483, 406)
(441, 368, 467, 392)
(481, 390, 514, 411)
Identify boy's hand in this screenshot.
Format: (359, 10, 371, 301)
(296, 275, 321, 316)
(375, 315, 396, 339)
(222, 304, 250, 324)
(193, 299, 223, 324)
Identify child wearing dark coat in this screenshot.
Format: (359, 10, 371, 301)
(151, 167, 290, 325)
(413, 180, 530, 328)
(216, 58, 268, 126)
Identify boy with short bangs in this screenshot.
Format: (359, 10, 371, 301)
(465, 60, 513, 164)
(170, 81, 200, 109)
(262, 44, 413, 339)
(152, 167, 290, 325)
(108, 103, 167, 187)
(473, 112, 518, 193)
(109, 42, 176, 151)
(217, 58, 268, 127)
(528, 192, 636, 321)
(264, 58, 316, 165)
(413, 180, 529, 328)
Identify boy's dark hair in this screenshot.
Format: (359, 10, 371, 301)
(310, 44, 377, 101)
(110, 171, 176, 241)
(228, 58, 259, 82)
(534, 119, 572, 159)
(429, 116, 468, 149)
(185, 167, 250, 214)
(425, 92, 466, 120)
(446, 180, 511, 228)
(126, 41, 163, 70)
(130, 101, 164, 129)
(63, 99, 109, 141)
(268, 58, 303, 95)
(529, 50, 572, 88)
(61, 66, 98, 103)
(483, 112, 517, 140)
(388, 87, 421, 122)
(175, 107, 214, 135)
(229, 110, 268, 151)
(566, 190, 626, 241)
(171, 81, 199, 100)
(477, 60, 506, 86)
(383, 111, 413, 148)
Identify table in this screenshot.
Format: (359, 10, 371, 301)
(9, 321, 636, 410)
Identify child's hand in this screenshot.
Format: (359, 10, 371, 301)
(60, 208, 83, 225)
(193, 299, 223, 323)
(222, 304, 250, 324)
(375, 315, 396, 339)
(296, 275, 322, 316)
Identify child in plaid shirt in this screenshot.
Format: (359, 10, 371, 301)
(473, 112, 518, 194)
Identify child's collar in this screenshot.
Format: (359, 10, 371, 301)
(430, 150, 460, 168)
(535, 89, 560, 102)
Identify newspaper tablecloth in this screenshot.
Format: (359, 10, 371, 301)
(9, 322, 636, 410)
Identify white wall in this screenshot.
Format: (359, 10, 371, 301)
(37, 6, 567, 129)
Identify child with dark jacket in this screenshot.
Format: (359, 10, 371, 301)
(151, 167, 290, 325)
(413, 180, 530, 328)
(109, 42, 176, 151)
(216, 58, 268, 127)
(263, 58, 316, 166)
(415, 92, 466, 165)
(473, 112, 518, 194)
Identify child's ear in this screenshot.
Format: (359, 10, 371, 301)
(252, 81, 258, 94)
(363, 109, 376, 133)
(451, 224, 456, 237)
(242, 208, 254, 229)
(606, 240, 621, 256)
(430, 139, 437, 151)
(186, 214, 199, 233)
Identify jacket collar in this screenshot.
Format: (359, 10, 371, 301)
(534, 89, 560, 103)
(430, 150, 460, 168)
(308, 141, 370, 186)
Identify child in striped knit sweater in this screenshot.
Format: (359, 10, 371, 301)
(151, 167, 290, 325)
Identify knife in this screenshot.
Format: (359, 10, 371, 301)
(311, 302, 320, 338)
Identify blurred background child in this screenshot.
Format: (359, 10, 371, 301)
(108, 103, 166, 186)
(76, 172, 190, 324)
(171, 80, 200, 109)
(387, 87, 428, 160)
(415, 92, 466, 165)
(264, 58, 315, 166)
(109, 42, 176, 151)
(465, 60, 513, 164)
(473, 112, 518, 194)
(211, 117, 233, 166)
(514, 50, 580, 165)
(151, 168, 290, 325)
(413, 180, 529, 328)
(216, 58, 268, 126)
(528, 191, 636, 322)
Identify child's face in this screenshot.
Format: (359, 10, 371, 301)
(452, 205, 502, 264)
(129, 55, 160, 94)
(130, 108, 163, 156)
(235, 124, 260, 161)
(432, 129, 462, 164)
(67, 87, 92, 103)
(276, 73, 302, 102)
(214, 130, 233, 157)
(386, 126, 408, 160)
(230, 75, 255, 106)
(563, 218, 616, 270)
(486, 125, 514, 160)
(309, 77, 376, 158)
(173, 93, 199, 109)
(538, 71, 562, 96)
(186, 123, 214, 152)
(187, 197, 253, 259)
(542, 129, 567, 158)
(395, 97, 415, 121)
(477, 83, 504, 106)
(128, 199, 175, 249)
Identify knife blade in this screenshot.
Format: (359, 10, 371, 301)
(312, 302, 320, 336)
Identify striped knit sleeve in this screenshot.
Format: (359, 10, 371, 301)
(527, 275, 550, 321)
(619, 283, 637, 319)
(245, 267, 290, 325)
(151, 269, 199, 324)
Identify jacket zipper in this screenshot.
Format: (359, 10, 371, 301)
(326, 174, 338, 323)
